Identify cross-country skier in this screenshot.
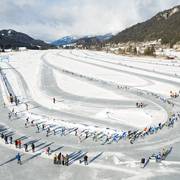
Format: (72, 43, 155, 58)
(31, 143, 35, 152)
(9, 136, 13, 144)
(57, 152, 61, 164)
(24, 144, 28, 152)
(84, 155, 88, 165)
(16, 153, 22, 165)
(25, 103, 28, 111)
(8, 112, 11, 119)
(53, 97, 56, 104)
(54, 154, 58, 164)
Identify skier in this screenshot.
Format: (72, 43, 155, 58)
(61, 127, 65, 136)
(18, 140, 22, 149)
(75, 129, 78, 136)
(31, 120, 34, 126)
(85, 132, 88, 139)
(84, 155, 88, 165)
(4, 135, 8, 144)
(53, 129, 56, 135)
(16, 153, 22, 165)
(31, 143, 35, 152)
(136, 102, 139, 108)
(24, 143, 28, 152)
(25, 103, 28, 111)
(54, 154, 58, 164)
(53, 97, 56, 104)
(47, 147, 51, 155)
(10, 94, 13, 103)
(65, 154, 69, 166)
(1, 133, 4, 139)
(57, 152, 61, 164)
(8, 112, 12, 120)
(36, 124, 39, 133)
(156, 152, 162, 162)
(62, 154, 65, 165)
(15, 140, 18, 148)
(26, 117, 29, 124)
(42, 124, 45, 131)
(9, 136, 13, 144)
(46, 127, 50, 137)
(14, 96, 18, 106)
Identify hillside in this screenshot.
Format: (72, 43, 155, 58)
(110, 5, 180, 45)
(0, 29, 54, 50)
(52, 34, 112, 46)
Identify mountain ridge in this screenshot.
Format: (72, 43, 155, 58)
(109, 5, 180, 45)
(0, 29, 54, 50)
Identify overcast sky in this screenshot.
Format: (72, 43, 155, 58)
(0, 0, 180, 42)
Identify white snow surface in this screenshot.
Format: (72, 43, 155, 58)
(0, 49, 180, 180)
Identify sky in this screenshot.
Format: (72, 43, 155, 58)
(0, 0, 180, 42)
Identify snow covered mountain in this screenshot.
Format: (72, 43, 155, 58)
(51, 36, 79, 46)
(51, 33, 112, 46)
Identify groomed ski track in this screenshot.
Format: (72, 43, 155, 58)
(0, 49, 180, 180)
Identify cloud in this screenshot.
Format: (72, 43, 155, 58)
(0, 0, 180, 41)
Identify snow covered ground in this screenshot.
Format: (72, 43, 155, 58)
(0, 49, 180, 180)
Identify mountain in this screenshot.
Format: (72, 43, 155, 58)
(109, 5, 180, 45)
(75, 33, 112, 47)
(52, 33, 112, 46)
(51, 36, 79, 46)
(0, 29, 54, 50)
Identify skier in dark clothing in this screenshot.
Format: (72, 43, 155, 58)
(46, 127, 50, 137)
(54, 154, 58, 164)
(9, 136, 13, 144)
(53, 97, 55, 103)
(14, 96, 18, 106)
(31, 143, 35, 152)
(4, 135, 8, 144)
(47, 147, 51, 155)
(36, 124, 39, 133)
(15, 140, 18, 148)
(57, 152, 61, 164)
(62, 155, 65, 165)
(25, 103, 28, 111)
(8, 112, 11, 119)
(84, 155, 88, 165)
(42, 124, 45, 131)
(24, 144, 28, 152)
(1, 133, 4, 139)
(26, 117, 29, 124)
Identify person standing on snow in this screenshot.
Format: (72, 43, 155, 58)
(31, 143, 35, 152)
(24, 144, 28, 152)
(65, 154, 69, 166)
(57, 152, 61, 164)
(9, 136, 13, 144)
(25, 103, 28, 111)
(18, 140, 22, 149)
(4, 135, 8, 144)
(84, 155, 88, 165)
(54, 154, 58, 164)
(53, 97, 56, 104)
(8, 112, 12, 120)
(15, 139, 18, 148)
(36, 124, 40, 133)
(16, 153, 22, 165)
(47, 147, 51, 155)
